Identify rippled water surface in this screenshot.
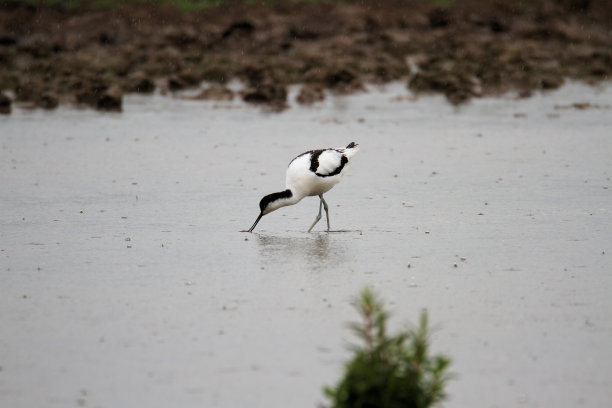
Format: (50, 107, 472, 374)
(1, 83, 612, 408)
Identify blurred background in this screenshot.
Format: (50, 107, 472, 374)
(1, 0, 610, 113)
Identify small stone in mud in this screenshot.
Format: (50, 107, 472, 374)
(242, 64, 266, 88)
(428, 7, 453, 28)
(14, 77, 46, 102)
(0, 34, 17, 46)
(222, 20, 255, 39)
(539, 75, 564, 90)
(161, 71, 201, 93)
(166, 75, 188, 91)
(177, 70, 202, 88)
(446, 89, 473, 106)
(296, 85, 325, 105)
(126, 71, 155, 94)
(555, 102, 606, 110)
(0, 92, 11, 114)
(74, 80, 109, 107)
(241, 82, 288, 109)
(187, 84, 234, 101)
(408, 71, 478, 105)
(39, 92, 59, 110)
(201, 67, 229, 84)
(324, 68, 363, 93)
(97, 86, 122, 112)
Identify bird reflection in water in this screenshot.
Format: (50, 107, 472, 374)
(256, 233, 346, 272)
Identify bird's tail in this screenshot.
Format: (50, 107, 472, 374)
(343, 142, 360, 158)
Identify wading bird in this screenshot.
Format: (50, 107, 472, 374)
(245, 142, 359, 233)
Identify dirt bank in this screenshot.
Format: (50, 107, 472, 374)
(0, 0, 610, 112)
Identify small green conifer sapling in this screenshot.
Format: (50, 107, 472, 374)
(324, 287, 453, 408)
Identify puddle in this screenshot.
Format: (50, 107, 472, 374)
(1, 83, 612, 408)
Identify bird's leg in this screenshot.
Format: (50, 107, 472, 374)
(320, 195, 330, 231)
(307, 197, 323, 233)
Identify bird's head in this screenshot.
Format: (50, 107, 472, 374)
(245, 189, 294, 232)
(343, 142, 359, 158)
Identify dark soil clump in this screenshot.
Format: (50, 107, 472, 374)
(0, 0, 610, 113)
(241, 82, 288, 111)
(97, 86, 123, 112)
(296, 85, 325, 105)
(0, 91, 11, 114)
(125, 71, 156, 94)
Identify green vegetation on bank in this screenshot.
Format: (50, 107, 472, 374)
(325, 287, 453, 408)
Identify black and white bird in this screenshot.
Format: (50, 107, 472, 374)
(245, 142, 360, 233)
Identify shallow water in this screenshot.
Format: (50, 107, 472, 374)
(1, 83, 612, 408)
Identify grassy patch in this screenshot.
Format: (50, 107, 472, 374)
(325, 287, 454, 408)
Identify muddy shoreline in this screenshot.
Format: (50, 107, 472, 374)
(0, 0, 610, 113)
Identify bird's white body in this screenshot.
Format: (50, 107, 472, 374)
(246, 142, 359, 232)
(287, 154, 331, 197)
(287, 149, 350, 197)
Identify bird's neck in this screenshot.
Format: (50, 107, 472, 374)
(280, 187, 303, 206)
(262, 187, 303, 215)
(286, 187, 306, 203)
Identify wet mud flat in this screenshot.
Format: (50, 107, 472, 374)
(1, 83, 611, 407)
(0, 0, 611, 113)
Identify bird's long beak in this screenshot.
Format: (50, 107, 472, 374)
(247, 212, 263, 233)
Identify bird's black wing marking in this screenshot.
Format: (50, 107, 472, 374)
(317, 154, 348, 177)
(289, 148, 347, 177)
(309, 149, 325, 173)
(288, 149, 321, 167)
(312, 149, 348, 178)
